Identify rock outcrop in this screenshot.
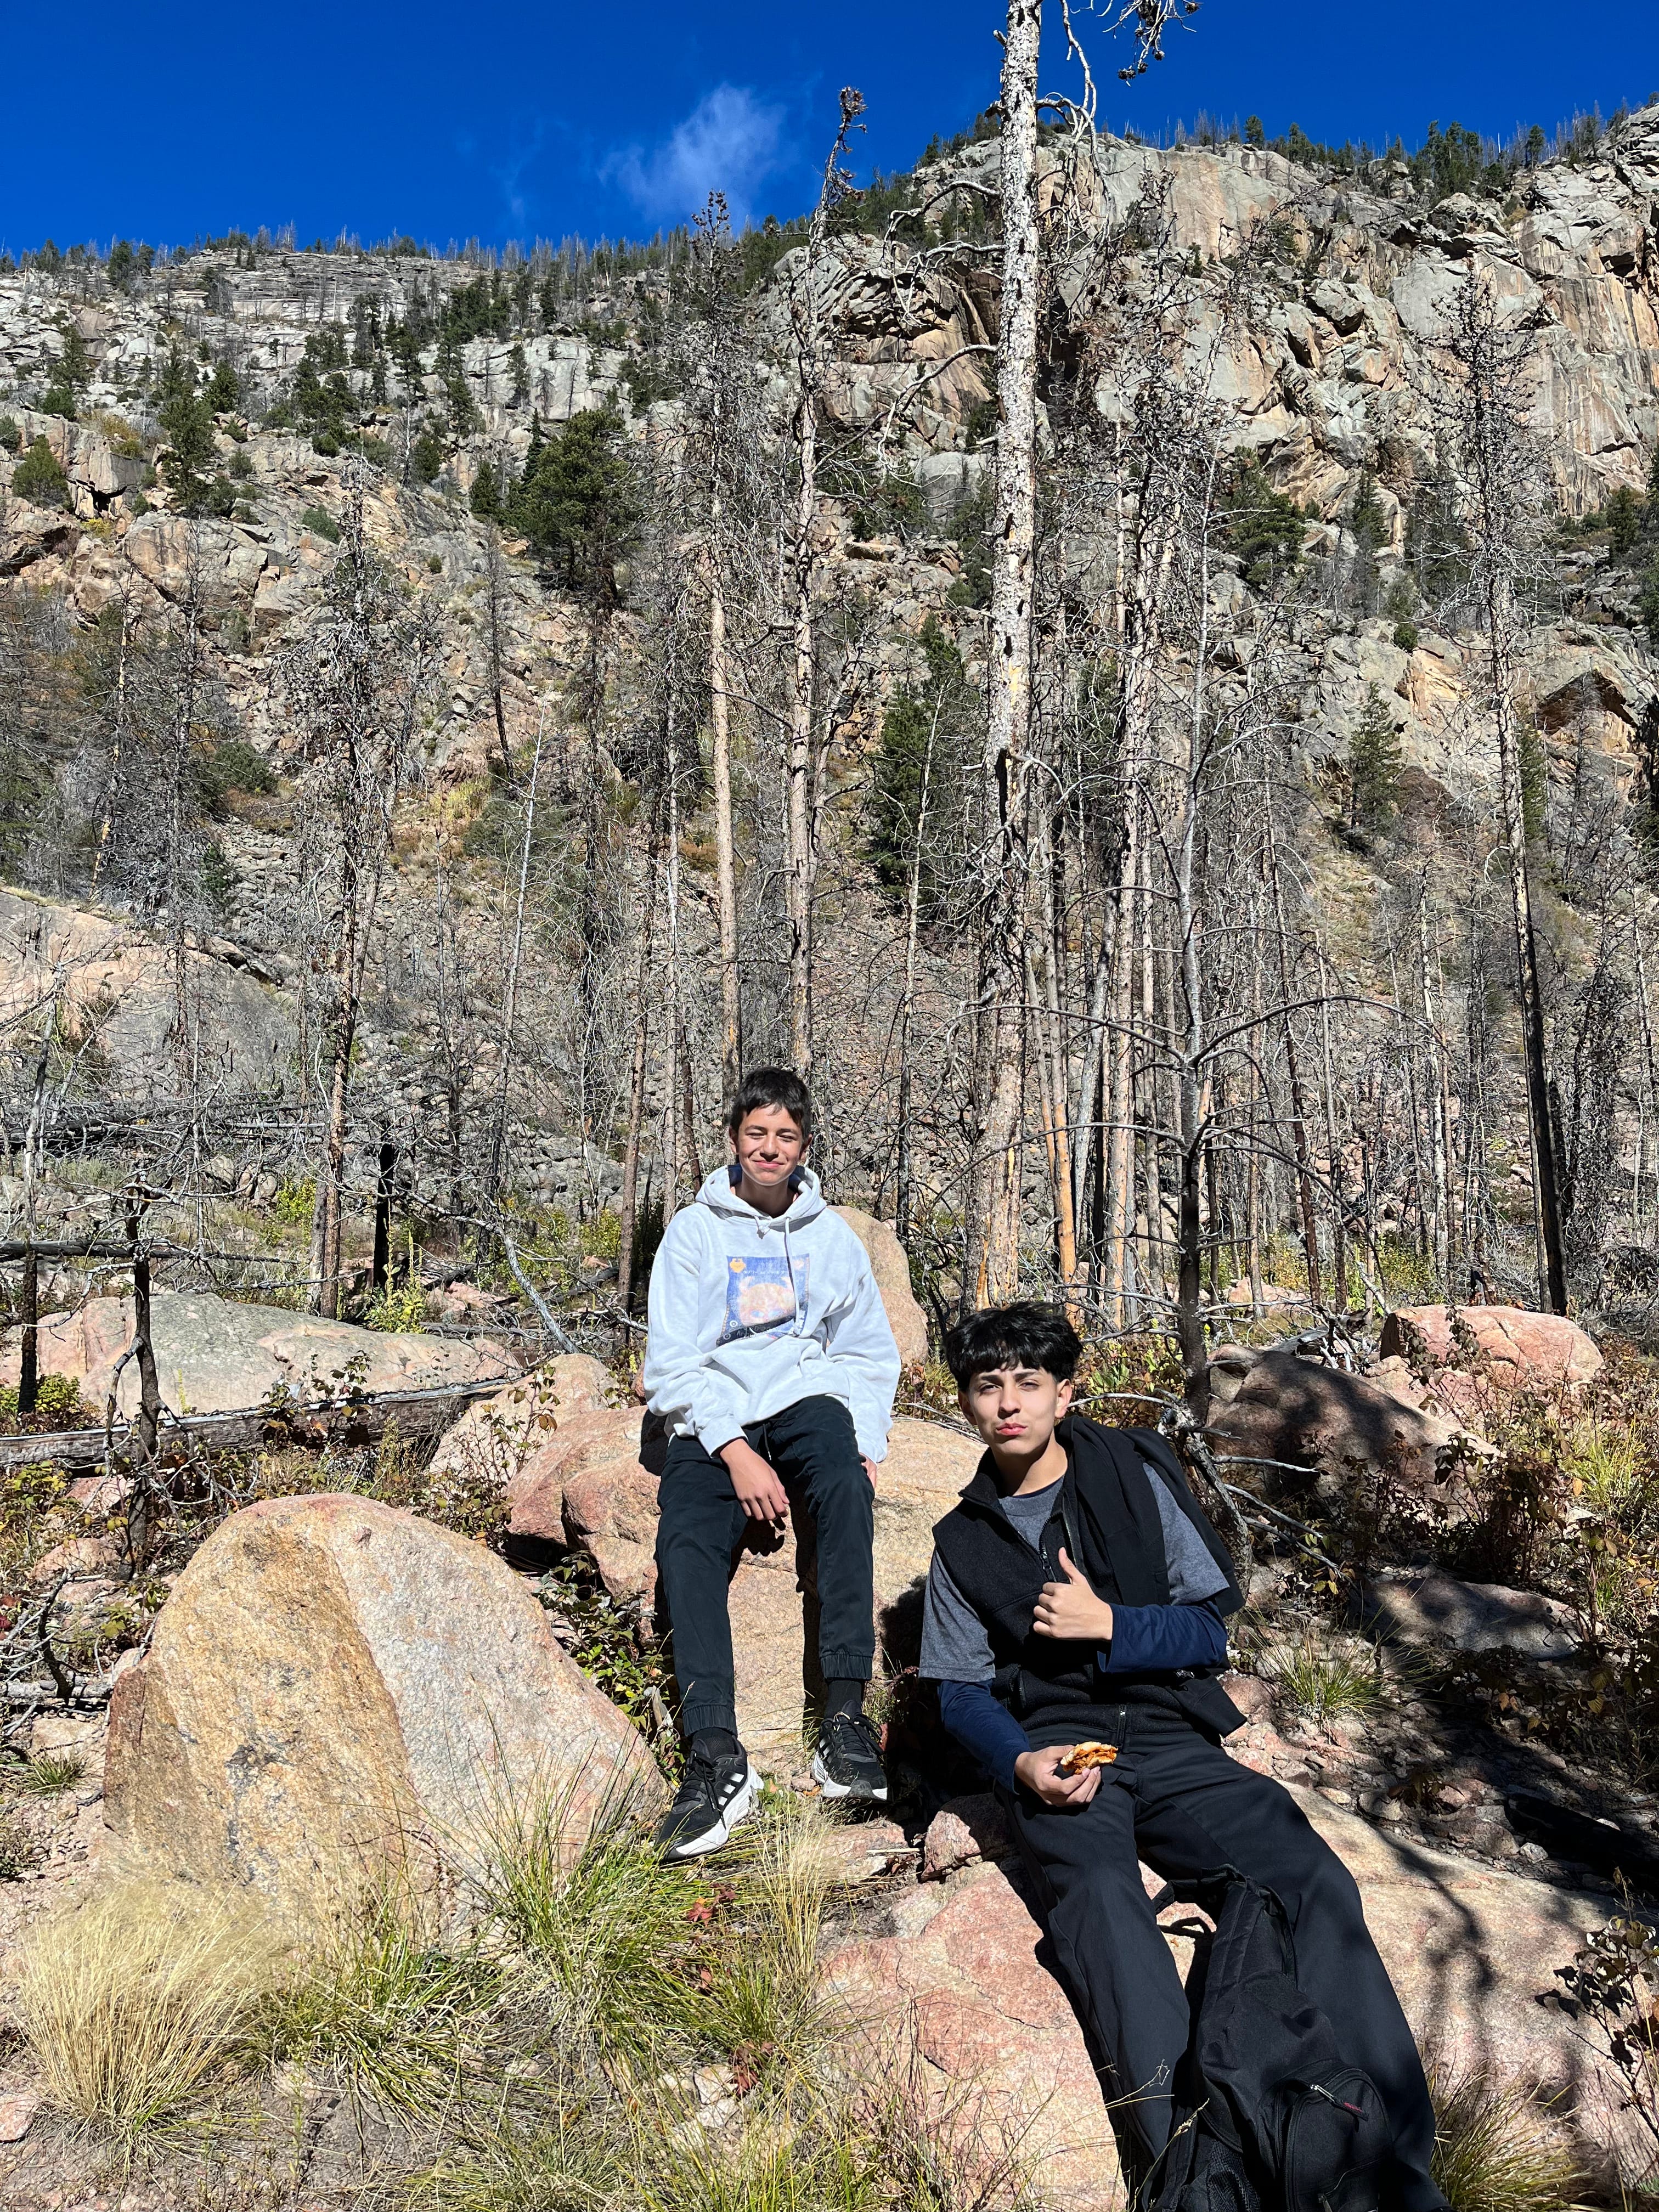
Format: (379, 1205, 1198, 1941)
(0, 1289, 513, 1417)
(104, 1493, 663, 1914)
(0, 886, 295, 1101)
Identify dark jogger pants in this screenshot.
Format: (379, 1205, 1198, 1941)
(1003, 1705, 1445, 2212)
(654, 1393, 874, 1737)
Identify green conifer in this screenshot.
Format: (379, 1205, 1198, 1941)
(1348, 682, 1403, 832)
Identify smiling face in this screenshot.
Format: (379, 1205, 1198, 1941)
(958, 1362, 1074, 1465)
(729, 1102, 807, 1203)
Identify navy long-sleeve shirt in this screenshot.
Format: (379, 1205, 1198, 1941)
(935, 1600, 1229, 1788)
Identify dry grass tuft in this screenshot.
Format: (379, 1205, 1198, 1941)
(16, 1877, 288, 2135)
(1429, 2059, 1582, 2212)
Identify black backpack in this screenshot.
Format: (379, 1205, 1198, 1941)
(1148, 1870, 1394, 2212)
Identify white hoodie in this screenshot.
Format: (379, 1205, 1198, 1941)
(643, 1165, 902, 1462)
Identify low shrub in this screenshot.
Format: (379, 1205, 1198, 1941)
(13, 435, 69, 507)
(0, 1372, 84, 1431)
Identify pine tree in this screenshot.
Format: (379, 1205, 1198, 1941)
(470, 459, 502, 520)
(1349, 682, 1403, 831)
(157, 352, 218, 513)
(511, 408, 635, 601)
(1350, 467, 1387, 554)
(12, 437, 69, 509)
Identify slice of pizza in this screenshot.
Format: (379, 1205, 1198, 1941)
(1057, 1740, 1120, 1775)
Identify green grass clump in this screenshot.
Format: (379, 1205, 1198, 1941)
(468, 1777, 705, 2073)
(1429, 2060, 1581, 2212)
(264, 1874, 505, 2126)
(17, 1749, 87, 1796)
(1259, 1627, 1386, 1723)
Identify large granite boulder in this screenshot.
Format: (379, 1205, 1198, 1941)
(1361, 1568, 1582, 1660)
(831, 1206, 930, 1365)
(0, 1290, 512, 1417)
(104, 1493, 663, 1916)
(1206, 1346, 1461, 1497)
(1380, 1305, 1603, 1390)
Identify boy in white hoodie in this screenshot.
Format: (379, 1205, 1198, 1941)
(644, 1066, 902, 1858)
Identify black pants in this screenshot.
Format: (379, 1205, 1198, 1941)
(654, 1393, 874, 1738)
(1003, 1704, 1444, 2212)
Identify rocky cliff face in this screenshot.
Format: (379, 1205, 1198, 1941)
(1, 108, 1657, 1263)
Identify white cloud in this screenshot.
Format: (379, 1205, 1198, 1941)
(606, 84, 788, 227)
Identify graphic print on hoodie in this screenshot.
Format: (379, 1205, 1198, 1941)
(642, 1165, 901, 1462)
(720, 1254, 811, 1345)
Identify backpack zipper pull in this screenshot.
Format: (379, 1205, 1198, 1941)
(1307, 2083, 1366, 2119)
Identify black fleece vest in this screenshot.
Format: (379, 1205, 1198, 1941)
(930, 1418, 1245, 1742)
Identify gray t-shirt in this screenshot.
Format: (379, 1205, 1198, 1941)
(919, 1459, 1229, 1684)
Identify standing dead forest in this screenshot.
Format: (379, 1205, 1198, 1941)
(2, 60, 1659, 1375)
(8, 1, 1659, 2204)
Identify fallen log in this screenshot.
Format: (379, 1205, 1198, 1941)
(0, 1373, 507, 1473)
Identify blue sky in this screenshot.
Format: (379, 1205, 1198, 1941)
(5, 1, 1659, 256)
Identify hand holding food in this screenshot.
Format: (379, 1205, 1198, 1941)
(1057, 1740, 1119, 1776)
(1015, 1743, 1107, 1806)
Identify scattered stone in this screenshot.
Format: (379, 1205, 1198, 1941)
(921, 1791, 1012, 1881)
(1362, 1569, 1581, 1659)
(0, 2090, 40, 2142)
(104, 1493, 664, 1916)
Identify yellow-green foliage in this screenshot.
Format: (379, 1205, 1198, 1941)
(270, 1175, 315, 1226)
(365, 1280, 431, 1332)
(0, 1457, 67, 1533)
(0, 1373, 84, 1429)
(1374, 1235, 1442, 1305)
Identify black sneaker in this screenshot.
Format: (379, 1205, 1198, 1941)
(812, 1711, 888, 1802)
(656, 1731, 759, 1860)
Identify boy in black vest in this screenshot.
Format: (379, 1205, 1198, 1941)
(922, 1302, 1446, 2212)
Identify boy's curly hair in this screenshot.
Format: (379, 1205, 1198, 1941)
(944, 1302, 1082, 1386)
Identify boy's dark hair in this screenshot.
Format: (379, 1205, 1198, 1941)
(944, 1302, 1083, 1387)
(727, 1066, 813, 1139)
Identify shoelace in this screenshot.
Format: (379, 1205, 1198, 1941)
(826, 1712, 879, 1757)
